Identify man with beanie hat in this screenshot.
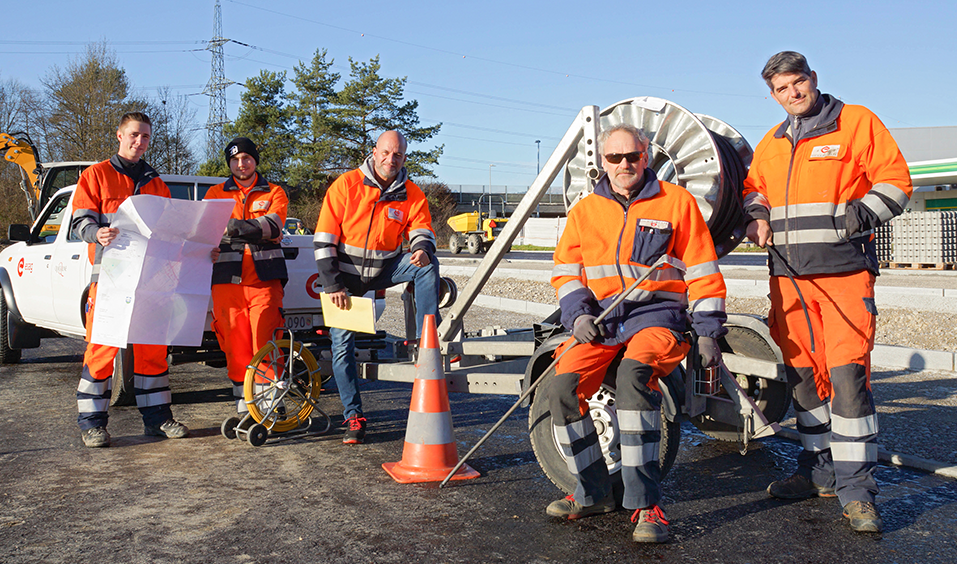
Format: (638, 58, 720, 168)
(205, 137, 289, 419)
(314, 130, 440, 444)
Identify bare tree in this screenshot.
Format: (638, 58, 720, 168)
(148, 87, 199, 174)
(0, 76, 41, 231)
(40, 42, 147, 162)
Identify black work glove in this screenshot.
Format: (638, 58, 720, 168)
(225, 218, 263, 239)
(698, 336, 722, 368)
(572, 315, 606, 344)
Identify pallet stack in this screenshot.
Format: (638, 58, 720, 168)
(890, 210, 957, 267)
(875, 219, 894, 263)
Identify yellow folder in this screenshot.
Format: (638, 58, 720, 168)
(319, 293, 376, 334)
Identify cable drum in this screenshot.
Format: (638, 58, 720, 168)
(562, 97, 753, 258)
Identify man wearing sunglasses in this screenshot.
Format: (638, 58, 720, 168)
(742, 51, 912, 534)
(547, 124, 727, 543)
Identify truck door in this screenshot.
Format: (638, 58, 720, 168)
(49, 191, 90, 331)
(11, 192, 71, 327)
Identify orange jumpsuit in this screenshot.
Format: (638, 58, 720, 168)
(743, 94, 912, 505)
(205, 173, 288, 411)
(71, 156, 173, 430)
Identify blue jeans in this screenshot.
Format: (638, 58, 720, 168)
(329, 253, 441, 419)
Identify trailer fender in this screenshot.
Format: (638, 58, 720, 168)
(724, 313, 783, 363)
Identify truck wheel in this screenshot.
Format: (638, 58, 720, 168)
(690, 325, 790, 441)
(0, 287, 22, 364)
(110, 347, 135, 407)
(467, 234, 482, 254)
(529, 380, 681, 497)
(449, 234, 462, 254)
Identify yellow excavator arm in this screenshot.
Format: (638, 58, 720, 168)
(1, 132, 42, 218)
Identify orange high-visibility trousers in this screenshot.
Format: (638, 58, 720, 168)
(210, 279, 284, 384)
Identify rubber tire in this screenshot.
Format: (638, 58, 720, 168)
(110, 348, 135, 407)
(529, 380, 681, 497)
(247, 423, 268, 447)
(467, 234, 482, 255)
(449, 234, 462, 254)
(221, 417, 241, 440)
(690, 325, 791, 442)
(0, 286, 22, 364)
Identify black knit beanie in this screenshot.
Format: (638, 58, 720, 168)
(224, 137, 260, 164)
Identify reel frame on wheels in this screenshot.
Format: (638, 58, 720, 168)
(221, 329, 332, 446)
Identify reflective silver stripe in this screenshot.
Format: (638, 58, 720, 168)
(565, 443, 604, 473)
(252, 248, 284, 261)
(860, 192, 895, 223)
(313, 231, 338, 245)
(831, 413, 878, 438)
(341, 242, 402, 261)
(744, 192, 770, 210)
(552, 263, 582, 277)
(800, 432, 831, 452)
(339, 263, 363, 276)
(771, 229, 843, 245)
(690, 297, 725, 315)
(830, 441, 878, 463)
(618, 409, 660, 432)
(135, 374, 170, 390)
(314, 247, 336, 260)
(232, 384, 245, 398)
(218, 252, 243, 263)
(414, 350, 443, 379)
(685, 260, 720, 281)
(770, 202, 846, 220)
(409, 229, 436, 248)
(77, 378, 110, 395)
(555, 417, 596, 445)
(262, 213, 282, 239)
(101, 212, 115, 223)
(556, 279, 585, 301)
(620, 264, 684, 282)
(136, 390, 172, 407)
(77, 398, 110, 413)
(621, 442, 658, 467)
(231, 275, 242, 284)
(405, 411, 454, 445)
(796, 404, 830, 427)
(623, 288, 688, 307)
(584, 264, 622, 280)
(871, 182, 910, 209)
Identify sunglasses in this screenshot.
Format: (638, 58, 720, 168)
(603, 151, 644, 164)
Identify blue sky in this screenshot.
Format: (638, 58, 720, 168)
(2, 0, 954, 188)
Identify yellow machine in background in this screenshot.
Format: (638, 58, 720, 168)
(447, 211, 509, 255)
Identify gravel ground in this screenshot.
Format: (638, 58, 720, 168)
(441, 275, 957, 352)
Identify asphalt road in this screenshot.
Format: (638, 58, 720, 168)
(2, 337, 956, 564)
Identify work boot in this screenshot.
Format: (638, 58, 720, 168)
(631, 505, 670, 543)
(546, 493, 616, 520)
(843, 501, 883, 533)
(81, 427, 110, 448)
(767, 473, 836, 499)
(343, 414, 367, 444)
(144, 419, 189, 439)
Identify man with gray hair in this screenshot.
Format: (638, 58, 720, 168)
(546, 123, 727, 542)
(743, 51, 912, 533)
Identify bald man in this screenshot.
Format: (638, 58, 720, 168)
(314, 131, 440, 444)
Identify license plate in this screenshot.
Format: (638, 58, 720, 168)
(283, 314, 313, 330)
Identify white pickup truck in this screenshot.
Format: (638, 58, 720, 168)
(0, 167, 388, 389)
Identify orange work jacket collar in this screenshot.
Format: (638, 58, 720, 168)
(593, 167, 661, 206)
(221, 172, 270, 193)
(773, 93, 843, 144)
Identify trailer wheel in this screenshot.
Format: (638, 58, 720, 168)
(0, 286, 21, 364)
(449, 234, 463, 254)
(466, 234, 482, 254)
(529, 380, 681, 497)
(690, 325, 790, 441)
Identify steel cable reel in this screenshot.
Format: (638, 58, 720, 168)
(562, 97, 753, 257)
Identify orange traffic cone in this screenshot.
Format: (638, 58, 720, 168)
(383, 314, 480, 483)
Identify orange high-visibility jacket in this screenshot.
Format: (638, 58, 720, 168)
(552, 171, 727, 343)
(314, 159, 435, 293)
(742, 94, 912, 276)
(205, 173, 288, 286)
(71, 156, 170, 282)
